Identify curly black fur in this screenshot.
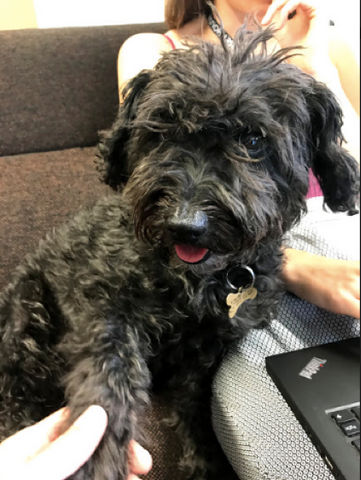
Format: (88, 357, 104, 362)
(0, 28, 359, 480)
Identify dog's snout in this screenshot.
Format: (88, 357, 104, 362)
(168, 210, 208, 241)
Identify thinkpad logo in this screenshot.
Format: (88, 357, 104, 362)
(299, 357, 327, 380)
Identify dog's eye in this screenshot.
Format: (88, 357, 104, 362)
(243, 134, 263, 150)
(241, 131, 266, 156)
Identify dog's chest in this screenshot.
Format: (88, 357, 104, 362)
(136, 272, 231, 374)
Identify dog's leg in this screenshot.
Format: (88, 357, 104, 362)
(60, 317, 151, 480)
(0, 271, 151, 480)
(0, 273, 66, 440)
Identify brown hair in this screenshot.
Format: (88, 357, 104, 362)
(164, 0, 212, 29)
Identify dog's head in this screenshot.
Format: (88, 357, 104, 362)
(98, 28, 359, 271)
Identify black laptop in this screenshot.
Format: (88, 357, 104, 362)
(266, 337, 360, 480)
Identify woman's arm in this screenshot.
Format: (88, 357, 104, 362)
(282, 249, 360, 319)
(329, 30, 360, 116)
(315, 30, 360, 163)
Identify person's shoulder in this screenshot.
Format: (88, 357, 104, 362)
(118, 33, 173, 74)
(120, 32, 174, 57)
(117, 33, 174, 92)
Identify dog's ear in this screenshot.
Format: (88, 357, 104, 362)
(306, 80, 360, 213)
(97, 71, 152, 189)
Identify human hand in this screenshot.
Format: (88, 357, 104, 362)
(282, 249, 360, 319)
(128, 440, 153, 480)
(0, 406, 152, 480)
(261, 0, 333, 77)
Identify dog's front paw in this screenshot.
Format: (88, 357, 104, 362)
(68, 434, 130, 480)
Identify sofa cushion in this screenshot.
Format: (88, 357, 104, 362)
(0, 23, 166, 157)
(0, 147, 107, 288)
(142, 395, 184, 480)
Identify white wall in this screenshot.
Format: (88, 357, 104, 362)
(33, 0, 165, 28)
(327, 0, 360, 28)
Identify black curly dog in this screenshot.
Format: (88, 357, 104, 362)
(0, 28, 359, 480)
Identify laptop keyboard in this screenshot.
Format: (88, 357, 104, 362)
(329, 403, 360, 453)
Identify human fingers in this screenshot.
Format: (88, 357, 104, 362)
(339, 293, 360, 319)
(261, 0, 316, 27)
(278, 0, 316, 29)
(343, 264, 360, 318)
(350, 260, 361, 277)
(25, 405, 108, 480)
(128, 440, 153, 475)
(340, 260, 360, 297)
(349, 274, 360, 300)
(348, 298, 360, 319)
(261, 0, 289, 26)
(0, 408, 68, 461)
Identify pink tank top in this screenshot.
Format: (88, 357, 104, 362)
(306, 169, 323, 199)
(162, 36, 322, 199)
(163, 34, 176, 50)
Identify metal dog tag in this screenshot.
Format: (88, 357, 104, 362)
(226, 286, 258, 319)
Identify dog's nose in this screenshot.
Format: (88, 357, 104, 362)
(168, 210, 208, 241)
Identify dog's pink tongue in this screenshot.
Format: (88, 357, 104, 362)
(175, 244, 208, 263)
